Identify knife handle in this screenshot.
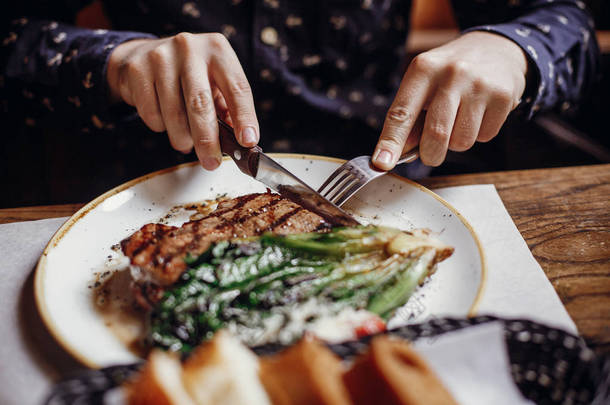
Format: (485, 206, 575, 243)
(217, 119, 261, 177)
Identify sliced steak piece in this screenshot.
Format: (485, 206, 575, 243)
(121, 192, 329, 287)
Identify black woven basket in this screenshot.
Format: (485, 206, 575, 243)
(45, 316, 610, 405)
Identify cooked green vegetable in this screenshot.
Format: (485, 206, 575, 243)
(149, 226, 451, 352)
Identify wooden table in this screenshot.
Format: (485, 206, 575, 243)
(1, 164, 609, 355)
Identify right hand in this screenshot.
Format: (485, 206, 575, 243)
(106, 33, 259, 170)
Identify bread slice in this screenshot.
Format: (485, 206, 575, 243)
(182, 331, 271, 405)
(126, 349, 195, 405)
(343, 335, 457, 405)
(259, 336, 353, 405)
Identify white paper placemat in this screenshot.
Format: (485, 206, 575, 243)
(0, 184, 576, 404)
(0, 217, 75, 405)
(434, 185, 576, 333)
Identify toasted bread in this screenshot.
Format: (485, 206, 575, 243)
(259, 336, 353, 405)
(182, 331, 271, 405)
(343, 335, 457, 405)
(126, 349, 195, 405)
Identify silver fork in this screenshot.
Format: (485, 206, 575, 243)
(317, 149, 419, 207)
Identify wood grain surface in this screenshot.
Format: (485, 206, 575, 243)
(1, 164, 608, 354)
(421, 164, 610, 354)
(0, 204, 84, 223)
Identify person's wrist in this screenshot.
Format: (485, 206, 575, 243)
(494, 33, 529, 106)
(106, 38, 154, 103)
(464, 31, 527, 75)
(462, 31, 528, 107)
(498, 34, 528, 78)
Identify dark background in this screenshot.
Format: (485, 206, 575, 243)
(1, 0, 609, 208)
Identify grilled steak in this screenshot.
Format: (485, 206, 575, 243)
(121, 193, 330, 288)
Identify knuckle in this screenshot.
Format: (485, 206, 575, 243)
(205, 32, 228, 50)
(196, 134, 218, 150)
(412, 52, 440, 72)
(427, 124, 450, 143)
(121, 60, 143, 79)
(187, 89, 214, 115)
(148, 47, 167, 65)
(471, 77, 491, 94)
(492, 85, 514, 105)
(173, 32, 193, 50)
(227, 78, 252, 97)
(385, 105, 414, 126)
(454, 116, 474, 133)
(446, 60, 471, 78)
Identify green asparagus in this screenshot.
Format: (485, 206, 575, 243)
(149, 226, 451, 352)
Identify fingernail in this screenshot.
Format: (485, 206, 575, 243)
(201, 157, 221, 170)
(374, 149, 393, 165)
(241, 126, 258, 145)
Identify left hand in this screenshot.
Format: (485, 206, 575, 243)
(372, 31, 528, 169)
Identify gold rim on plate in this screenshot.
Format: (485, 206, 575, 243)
(34, 153, 487, 369)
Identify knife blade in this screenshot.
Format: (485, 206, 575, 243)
(217, 119, 359, 227)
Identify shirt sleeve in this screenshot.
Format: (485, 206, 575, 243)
(452, 0, 599, 118)
(1, 6, 156, 132)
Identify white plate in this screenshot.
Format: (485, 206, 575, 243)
(35, 154, 486, 368)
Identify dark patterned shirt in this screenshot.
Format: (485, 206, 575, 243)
(2, 0, 599, 132)
(0, 1, 600, 203)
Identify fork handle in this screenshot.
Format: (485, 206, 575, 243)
(396, 148, 420, 165)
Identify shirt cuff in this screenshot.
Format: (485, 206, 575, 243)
(463, 24, 551, 119)
(79, 30, 157, 129)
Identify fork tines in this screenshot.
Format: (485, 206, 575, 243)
(317, 156, 372, 207)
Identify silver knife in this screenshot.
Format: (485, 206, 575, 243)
(217, 119, 359, 227)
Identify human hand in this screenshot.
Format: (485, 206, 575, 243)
(106, 33, 259, 170)
(372, 31, 528, 169)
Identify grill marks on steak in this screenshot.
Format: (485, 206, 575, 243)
(121, 193, 329, 287)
